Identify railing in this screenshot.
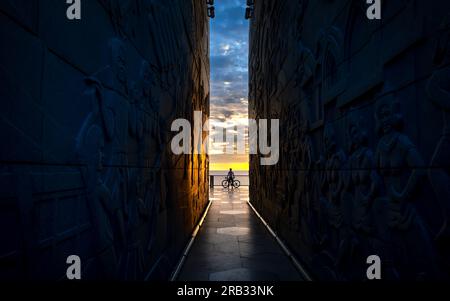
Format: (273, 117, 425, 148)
(209, 174, 250, 187)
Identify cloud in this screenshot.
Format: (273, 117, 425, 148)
(209, 0, 249, 162)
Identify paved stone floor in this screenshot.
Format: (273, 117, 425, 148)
(178, 186, 304, 281)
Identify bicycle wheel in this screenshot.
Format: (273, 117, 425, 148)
(222, 180, 229, 188)
(233, 180, 241, 188)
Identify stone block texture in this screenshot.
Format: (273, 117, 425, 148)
(0, 0, 210, 280)
(249, 0, 450, 280)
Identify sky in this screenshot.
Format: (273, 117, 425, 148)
(209, 0, 249, 171)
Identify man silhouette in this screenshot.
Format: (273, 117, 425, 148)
(227, 168, 235, 188)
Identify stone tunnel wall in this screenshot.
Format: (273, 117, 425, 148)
(0, 0, 209, 280)
(249, 0, 450, 280)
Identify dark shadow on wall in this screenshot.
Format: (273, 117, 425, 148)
(249, 0, 450, 280)
(0, 0, 210, 280)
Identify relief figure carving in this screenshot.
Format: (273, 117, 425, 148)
(427, 16, 450, 244)
(375, 96, 437, 279)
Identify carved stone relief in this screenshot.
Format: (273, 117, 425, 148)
(249, 0, 450, 280)
(0, 0, 209, 280)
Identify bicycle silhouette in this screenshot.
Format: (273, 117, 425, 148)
(222, 176, 241, 189)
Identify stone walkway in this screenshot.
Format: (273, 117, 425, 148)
(178, 186, 304, 281)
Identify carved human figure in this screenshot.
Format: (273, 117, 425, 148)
(77, 42, 138, 278)
(427, 16, 450, 243)
(293, 118, 320, 248)
(318, 124, 352, 275)
(320, 124, 346, 230)
(375, 97, 437, 279)
(76, 123, 125, 279)
(287, 116, 313, 228)
(122, 60, 163, 263)
(346, 114, 379, 235)
(345, 113, 385, 277)
(84, 38, 131, 263)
